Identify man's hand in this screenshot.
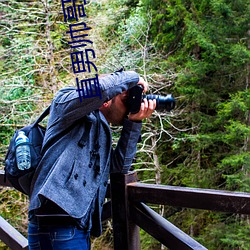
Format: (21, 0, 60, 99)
(128, 98, 156, 122)
(138, 77, 148, 93)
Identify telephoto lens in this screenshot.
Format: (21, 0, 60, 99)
(143, 94, 175, 112)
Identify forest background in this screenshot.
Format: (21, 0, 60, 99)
(0, 0, 249, 249)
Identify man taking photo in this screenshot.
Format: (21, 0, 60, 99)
(28, 70, 156, 250)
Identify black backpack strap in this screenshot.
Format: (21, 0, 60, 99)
(34, 105, 51, 126)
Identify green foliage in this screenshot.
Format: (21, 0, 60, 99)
(1, 0, 250, 249)
(140, 229, 159, 249)
(0, 188, 29, 237)
(197, 215, 250, 250)
(135, 0, 250, 248)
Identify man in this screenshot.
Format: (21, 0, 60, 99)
(28, 70, 156, 249)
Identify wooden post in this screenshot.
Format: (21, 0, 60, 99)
(110, 171, 140, 250)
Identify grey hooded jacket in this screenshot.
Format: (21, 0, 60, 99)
(29, 71, 142, 236)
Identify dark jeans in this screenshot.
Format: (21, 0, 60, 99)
(28, 222, 90, 250)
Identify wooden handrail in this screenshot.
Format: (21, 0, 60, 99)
(127, 182, 250, 214)
(109, 172, 250, 250)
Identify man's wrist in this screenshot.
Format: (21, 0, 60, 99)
(128, 117, 143, 123)
(126, 115, 143, 123)
(124, 117, 142, 127)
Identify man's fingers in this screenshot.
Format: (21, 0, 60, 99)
(148, 99, 156, 114)
(138, 77, 148, 92)
(128, 99, 156, 121)
(145, 99, 156, 118)
(143, 98, 148, 110)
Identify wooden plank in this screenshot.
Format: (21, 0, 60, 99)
(0, 216, 28, 250)
(130, 202, 207, 250)
(0, 170, 12, 187)
(128, 183, 250, 214)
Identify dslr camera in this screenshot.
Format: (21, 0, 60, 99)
(127, 85, 175, 114)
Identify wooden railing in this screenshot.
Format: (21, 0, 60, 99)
(1, 170, 250, 250)
(0, 170, 29, 250)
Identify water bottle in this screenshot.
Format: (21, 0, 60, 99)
(15, 131, 31, 170)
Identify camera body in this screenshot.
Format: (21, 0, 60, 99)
(127, 85, 175, 114)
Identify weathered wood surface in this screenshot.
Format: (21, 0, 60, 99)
(110, 172, 140, 250)
(0, 216, 28, 250)
(130, 202, 207, 250)
(128, 182, 250, 214)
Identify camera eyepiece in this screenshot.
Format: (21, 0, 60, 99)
(127, 85, 176, 114)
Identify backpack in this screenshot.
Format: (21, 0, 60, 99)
(4, 106, 50, 195)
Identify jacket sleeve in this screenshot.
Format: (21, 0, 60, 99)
(111, 118, 142, 174)
(52, 71, 139, 124)
(44, 71, 139, 141)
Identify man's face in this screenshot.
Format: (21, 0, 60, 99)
(103, 91, 129, 126)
